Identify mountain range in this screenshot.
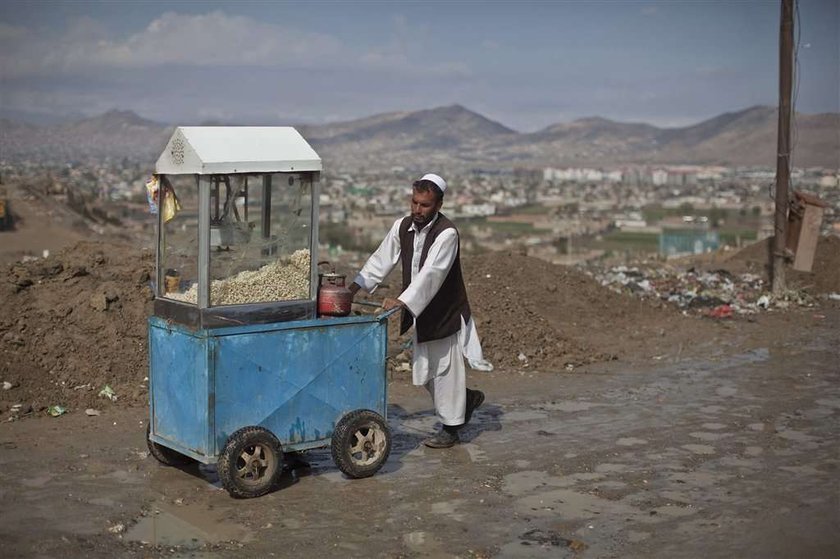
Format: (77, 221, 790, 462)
(1, 105, 837, 170)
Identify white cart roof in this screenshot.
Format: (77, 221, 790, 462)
(155, 126, 322, 175)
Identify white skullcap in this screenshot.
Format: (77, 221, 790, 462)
(418, 173, 447, 193)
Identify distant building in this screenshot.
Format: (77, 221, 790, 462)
(460, 203, 496, 217)
(659, 226, 720, 257)
(651, 169, 669, 186)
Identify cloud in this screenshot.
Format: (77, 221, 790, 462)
(0, 11, 345, 77)
(0, 10, 472, 81)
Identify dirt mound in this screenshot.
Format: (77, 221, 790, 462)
(723, 235, 840, 294)
(462, 252, 684, 370)
(462, 253, 611, 369)
(0, 241, 692, 419)
(0, 241, 154, 415)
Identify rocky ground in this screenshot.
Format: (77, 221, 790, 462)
(0, 306, 837, 558)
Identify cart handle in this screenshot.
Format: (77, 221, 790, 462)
(378, 307, 401, 320)
(354, 300, 401, 321)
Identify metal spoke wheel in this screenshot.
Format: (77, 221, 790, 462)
(218, 426, 283, 498)
(146, 423, 194, 467)
(331, 410, 391, 479)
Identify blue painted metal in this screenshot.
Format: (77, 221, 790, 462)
(148, 311, 393, 464)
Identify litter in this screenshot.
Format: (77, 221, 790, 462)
(99, 385, 118, 402)
(48, 405, 67, 417)
(757, 295, 771, 309)
(468, 358, 494, 372)
(708, 304, 734, 319)
(587, 264, 816, 316)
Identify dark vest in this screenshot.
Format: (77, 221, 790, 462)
(398, 213, 471, 343)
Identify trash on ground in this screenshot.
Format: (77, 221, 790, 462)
(47, 405, 67, 417)
(587, 264, 816, 316)
(708, 304, 734, 319)
(468, 358, 494, 372)
(98, 385, 117, 402)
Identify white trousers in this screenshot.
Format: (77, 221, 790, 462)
(423, 344, 466, 426)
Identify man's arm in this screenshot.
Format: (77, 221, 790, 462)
(351, 218, 403, 295)
(396, 228, 458, 318)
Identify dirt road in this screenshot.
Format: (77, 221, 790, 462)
(1, 307, 838, 558)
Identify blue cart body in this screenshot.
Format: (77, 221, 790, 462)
(148, 313, 390, 464)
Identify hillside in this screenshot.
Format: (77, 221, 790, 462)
(1, 105, 837, 169)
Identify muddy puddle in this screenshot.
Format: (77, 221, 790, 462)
(124, 501, 253, 548)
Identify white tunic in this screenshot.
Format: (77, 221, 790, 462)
(353, 214, 491, 385)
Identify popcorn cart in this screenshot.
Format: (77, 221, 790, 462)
(146, 127, 393, 498)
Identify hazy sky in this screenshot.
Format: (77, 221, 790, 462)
(1, 0, 837, 131)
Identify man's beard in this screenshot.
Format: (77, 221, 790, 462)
(412, 212, 435, 227)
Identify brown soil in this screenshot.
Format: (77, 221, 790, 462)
(3, 233, 834, 419)
(0, 241, 155, 415)
(720, 235, 840, 294)
(461, 252, 683, 369)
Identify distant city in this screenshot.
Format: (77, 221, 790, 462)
(1, 104, 837, 264)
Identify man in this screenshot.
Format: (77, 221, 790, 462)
(349, 173, 489, 448)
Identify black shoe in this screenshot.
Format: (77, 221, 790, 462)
(423, 426, 460, 448)
(464, 388, 485, 425)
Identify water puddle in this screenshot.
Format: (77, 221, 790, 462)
(431, 499, 466, 521)
(715, 386, 738, 397)
(616, 437, 648, 446)
(503, 470, 565, 496)
(124, 502, 253, 548)
(689, 431, 730, 441)
(681, 444, 716, 455)
(402, 530, 450, 555)
(594, 463, 630, 473)
(777, 429, 817, 443)
(20, 474, 53, 488)
(541, 400, 603, 413)
(517, 488, 637, 519)
(503, 410, 549, 422)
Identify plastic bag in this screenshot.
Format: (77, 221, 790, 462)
(145, 176, 159, 214)
(161, 188, 181, 223)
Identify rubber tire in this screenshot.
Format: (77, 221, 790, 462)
(331, 409, 392, 479)
(217, 426, 283, 499)
(146, 423, 194, 467)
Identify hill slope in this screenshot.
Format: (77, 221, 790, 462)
(1, 105, 837, 169)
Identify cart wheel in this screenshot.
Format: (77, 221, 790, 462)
(146, 423, 194, 467)
(217, 426, 283, 499)
(331, 410, 392, 479)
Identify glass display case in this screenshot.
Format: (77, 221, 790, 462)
(152, 127, 321, 328)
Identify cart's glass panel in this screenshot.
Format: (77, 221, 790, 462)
(158, 175, 198, 302)
(207, 173, 312, 306)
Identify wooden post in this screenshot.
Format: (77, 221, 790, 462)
(772, 0, 795, 293)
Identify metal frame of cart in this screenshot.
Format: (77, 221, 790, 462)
(147, 127, 393, 498)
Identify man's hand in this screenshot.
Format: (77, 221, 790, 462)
(348, 282, 361, 297)
(382, 297, 405, 311)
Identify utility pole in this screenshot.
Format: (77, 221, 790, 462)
(772, 0, 795, 293)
